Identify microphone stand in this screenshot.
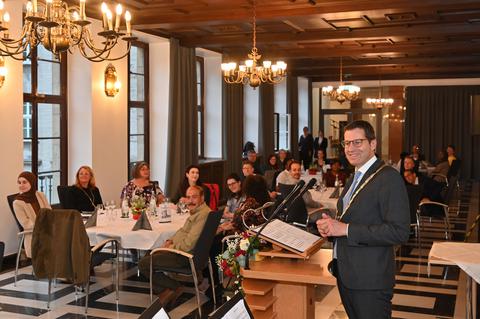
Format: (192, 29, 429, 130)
(244, 180, 305, 270)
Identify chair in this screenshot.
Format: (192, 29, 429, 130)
(263, 170, 277, 191)
(149, 210, 222, 317)
(7, 193, 32, 286)
(204, 183, 220, 211)
(86, 238, 120, 313)
(277, 183, 308, 224)
(57, 185, 70, 208)
(417, 174, 459, 240)
(405, 184, 423, 245)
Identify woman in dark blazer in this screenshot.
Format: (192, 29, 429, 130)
(67, 166, 103, 211)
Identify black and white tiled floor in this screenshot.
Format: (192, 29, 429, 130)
(0, 182, 476, 318)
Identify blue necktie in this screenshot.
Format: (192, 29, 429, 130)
(343, 171, 362, 212)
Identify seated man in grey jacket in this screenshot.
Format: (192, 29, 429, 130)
(138, 185, 211, 305)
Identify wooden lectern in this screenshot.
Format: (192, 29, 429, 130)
(243, 220, 335, 319)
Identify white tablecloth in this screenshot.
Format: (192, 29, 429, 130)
(300, 172, 323, 184)
(309, 188, 341, 210)
(86, 209, 189, 250)
(429, 242, 480, 284)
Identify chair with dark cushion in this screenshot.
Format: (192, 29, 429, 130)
(7, 193, 31, 286)
(276, 183, 308, 224)
(57, 185, 70, 208)
(149, 210, 222, 317)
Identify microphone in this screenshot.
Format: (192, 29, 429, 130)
(287, 178, 317, 211)
(244, 180, 305, 270)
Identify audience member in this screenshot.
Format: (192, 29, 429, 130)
(232, 175, 270, 231)
(13, 172, 51, 258)
(403, 169, 444, 204)
(276, 159, 294, 186)
(313, 149, 328, 170)
(241, 161, 255, 179)
(173, 165, 209, 205)
(263, 154, 279, 172)
(324, 160, 348, 187)
(121, 162, 164, 206)
(242, 141, 256, 158)
(431, 150, 450, 183)
(246, 150, 263, 175)
(138, 185, 210, 305)
(411, 144, 425, 169)
(446, 144, 457, 166)
(66, 166, 103, 212)
(222, 173, 245, 220)
(298, 126, 314, 170)
(314, 129, 328, 157)
(276, 161, 322, 209)
(400, 155, 419, 176)
(277, 149, 289, 170)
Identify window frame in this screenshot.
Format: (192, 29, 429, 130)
(127, 41, 150, 178)
(196, 56, 205, 159)
(23, 48, 68, 204)
(273, 112, 290, 151)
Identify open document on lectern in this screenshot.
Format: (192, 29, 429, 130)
(252, 219, 321, 252)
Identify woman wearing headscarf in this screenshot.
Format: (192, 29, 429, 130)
(13, 171, 51, 258)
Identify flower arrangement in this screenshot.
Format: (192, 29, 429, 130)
(130, 194, 146, 220)
(216, 232, 260, 291)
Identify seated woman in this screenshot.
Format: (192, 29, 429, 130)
(13, 172, 51, 258)
(231, 175, 271, 232)
(324, 160, 348, 187)
(431, 150, 449, 183)
(66, 166, 103, 212)
(262, 154, 279, 172)
(313, 149, 328, 171)
(172, 165, 210, 205)
(222, 173, 246, 220)
(121, 162, 164, 206)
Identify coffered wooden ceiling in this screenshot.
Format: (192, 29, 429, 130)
(89, 0, 480, 81)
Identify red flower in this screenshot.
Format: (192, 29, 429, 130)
(224, 267, 233, 277)
(241, 232, 250, 239)
(234, 250, 246, 257)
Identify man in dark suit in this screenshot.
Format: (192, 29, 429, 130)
(313, 129, 328, 158)
(316, 120, 410, 319)
(298, 126, 314, 169)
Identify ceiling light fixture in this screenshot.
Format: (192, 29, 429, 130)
(0, 0, 137, 62)
(365, 76, 393, 109)
(221, 0, 287, 89)
(322, 57, 360, 103)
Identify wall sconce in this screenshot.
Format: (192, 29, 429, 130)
(104, 63, 121, 97)
(0, 57, 6, 88)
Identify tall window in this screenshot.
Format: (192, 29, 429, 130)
(196, 57, 205, 158)
(23, 46, 68, 204)
(128, 42, 149, 177)
(274, 113, 290, 151)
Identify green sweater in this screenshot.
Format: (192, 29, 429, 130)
(170, 202, 210, 252)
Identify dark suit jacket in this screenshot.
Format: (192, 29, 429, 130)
(298, 134, 314, 158)
(336, 159, 410, 290)
(313, 137, 328, 156)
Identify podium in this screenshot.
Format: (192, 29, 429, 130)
(241, 249, 335, 319)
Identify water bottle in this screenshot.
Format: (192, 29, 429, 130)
(121, 198, 129, 218)
(149, 196, 156, 217)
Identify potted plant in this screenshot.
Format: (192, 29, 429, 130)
(130, 195, 146, 220)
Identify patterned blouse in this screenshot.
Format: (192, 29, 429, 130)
(232, 197, 267, 232)
(120, 181, 163, 207)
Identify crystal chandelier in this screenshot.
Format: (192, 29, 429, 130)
(365, 78, 393, 109)
(0, 0, 136, 61)
(221, 0, 286, 89)
(322, 57, 360, 103)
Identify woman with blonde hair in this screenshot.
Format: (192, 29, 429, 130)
(13, 171, 51, 258)
(66, 166, 103, 211)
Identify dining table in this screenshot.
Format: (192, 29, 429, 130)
(86, 207, 189, 250)
(308, 187, 342, 211)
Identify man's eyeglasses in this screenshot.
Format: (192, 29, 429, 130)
(341, 139, 368, 148)
(227, 182, 239, 187)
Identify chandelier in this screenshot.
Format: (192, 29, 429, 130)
(0, 0, 137, 62)
(365, 78, 393, 109)
(220, 0, 286, 89)
(322, 57, 360, 103)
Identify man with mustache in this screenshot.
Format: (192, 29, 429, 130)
(316, 120, 409, 319)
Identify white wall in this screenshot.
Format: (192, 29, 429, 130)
(0, 0, 29, 255)
(243, 85, 260, 150)
(298, 77, 310, 135)
(197, 49, 222, 158)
